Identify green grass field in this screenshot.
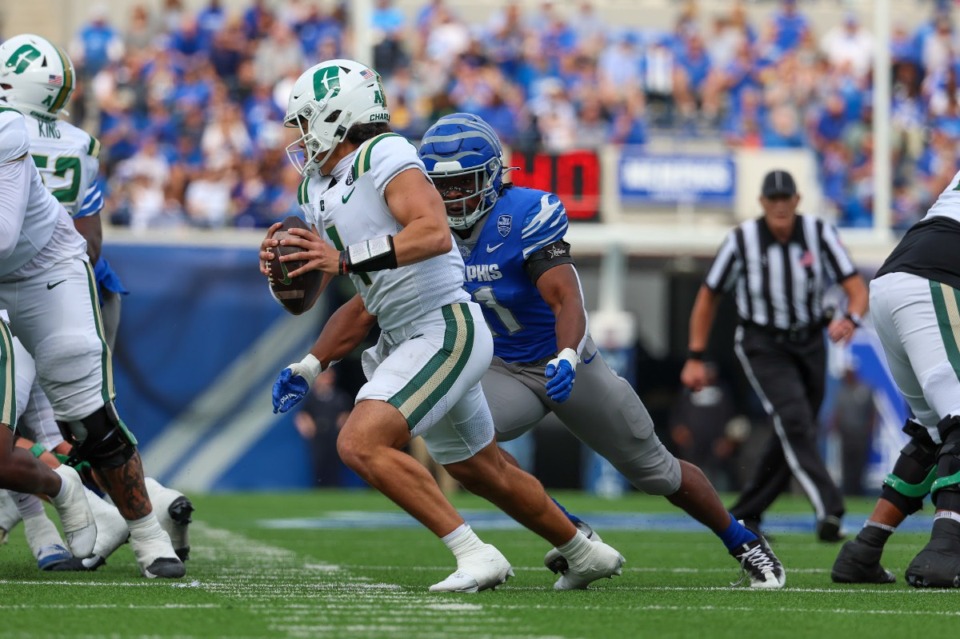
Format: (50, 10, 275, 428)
(0, 490, 955, 639)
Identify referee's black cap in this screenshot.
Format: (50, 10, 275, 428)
(761, 170, 797, 197)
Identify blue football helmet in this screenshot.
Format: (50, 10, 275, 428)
(419, 113, 504, 231)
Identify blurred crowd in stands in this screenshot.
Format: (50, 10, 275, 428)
(41, 0, 960, 230)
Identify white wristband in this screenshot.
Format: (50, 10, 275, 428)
(290, 353, 322, 385)
(553, 347, 580, 371)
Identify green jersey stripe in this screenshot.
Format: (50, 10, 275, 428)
(87, 135, 101, 158)
(297, 177, 311, 205)
(353, 133, 401, 178)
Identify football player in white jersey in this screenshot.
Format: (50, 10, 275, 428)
(261, 59, 625, 592)
(831, 169, 960, 588)
(0, 66, 183, 577)
(0, 34, 191, 575)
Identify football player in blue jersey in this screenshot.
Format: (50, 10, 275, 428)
(418, 113, 786, 588)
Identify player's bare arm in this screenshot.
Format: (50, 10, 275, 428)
(384, 168, 452, 263)
(309, 293, 376, 370)
(73, 215, 102, 264)
(535, 263, 588, 355)
(681, 285, 721, 391)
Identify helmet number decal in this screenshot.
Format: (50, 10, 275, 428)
(32, 154, 82, 205)
(312, 66, 341, 102)
(5, 44, 41, 74)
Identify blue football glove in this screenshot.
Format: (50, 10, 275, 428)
(272, 354, 322, 414)
(544, 348, 580, 403)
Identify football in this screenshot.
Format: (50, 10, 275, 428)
(268, 216, 323, 316)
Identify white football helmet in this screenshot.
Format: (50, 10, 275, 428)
(0, 34, 75, 121)
(284, 59, 390, 175)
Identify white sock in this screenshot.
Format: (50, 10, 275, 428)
(441, 524, 485, 560)
(13, 493, 45, 519)
(23, 513, 66, 559)
(127, 512, 165, 540)
(556, 530, 592, 563)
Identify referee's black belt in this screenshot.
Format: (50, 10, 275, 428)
(740, 320, 823, 344)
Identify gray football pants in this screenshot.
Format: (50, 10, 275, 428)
(482, 337, 681, 495)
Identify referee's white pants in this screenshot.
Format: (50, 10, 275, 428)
(871, 272, 960, 442)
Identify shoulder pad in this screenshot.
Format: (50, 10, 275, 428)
(352, 132, 406, 179)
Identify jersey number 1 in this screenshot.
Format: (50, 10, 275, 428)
(472, 286, 523, 336)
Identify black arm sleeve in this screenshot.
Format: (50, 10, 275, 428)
(523, 240, 575, 283)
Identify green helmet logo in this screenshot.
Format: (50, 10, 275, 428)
(312, 66, 341, 102)
(5, 44, 42, 74)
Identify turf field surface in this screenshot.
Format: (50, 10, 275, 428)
(0, 490, 953, 639)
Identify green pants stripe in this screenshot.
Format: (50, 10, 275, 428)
(389, 304, 475, 429)
(0, 322, 15, 429)
(930, 281, 960, 382)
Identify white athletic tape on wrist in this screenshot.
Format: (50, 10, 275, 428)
(552, 348, 580, 371)
(290, 353, 322, 385)
(934, 510, 960, 524)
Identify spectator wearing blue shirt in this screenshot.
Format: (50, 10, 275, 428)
(771, 0, 810, 53)
(71, 4, 124, 77)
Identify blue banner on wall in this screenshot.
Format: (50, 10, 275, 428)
(618, 152, 735, 206)
(103, 242, 328, 492)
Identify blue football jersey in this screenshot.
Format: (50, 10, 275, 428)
(458, 186, 568, 363)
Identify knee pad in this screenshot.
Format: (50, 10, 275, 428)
(621, 451, 682, 496)
(57, 402, 138, 469)
(881, 420, 938, 515)
(931, 415, 960, 510)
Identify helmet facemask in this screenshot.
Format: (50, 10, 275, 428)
(419, 113, 506, 231)
(430, 157, 502, 231)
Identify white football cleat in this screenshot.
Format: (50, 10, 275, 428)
(544, 521, 603, 574)
(429, 544, 514, 593)
(554, 540, 625, 590)
(145, 478, 193, 561)
(49, 465, 97, 558)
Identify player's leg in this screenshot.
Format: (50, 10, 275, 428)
(901, 282, 960, 587)
(8, 259, 182, 577)
(12, 490, 73, 570)
(833, 273, 942, 583)
(339, 303, 511, 592)
(0, 320, 96, 558)
(551, 349, 783, 588)
(482, 364, 595, 533)
(832, 419, 931, 584)
(429, 390, 624, 592)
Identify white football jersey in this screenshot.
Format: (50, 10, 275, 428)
(0, 108, 84, 278)
(299, 133, 469, 331)
(924, 168, 960, 225)
(24, 114, 102, 219)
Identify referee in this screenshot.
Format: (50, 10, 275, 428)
(680, 169, 869, 542)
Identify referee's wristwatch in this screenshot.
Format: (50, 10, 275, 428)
(844, 312, 862, 328)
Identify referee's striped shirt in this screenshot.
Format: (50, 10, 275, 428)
(704, 215, 858, 330)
